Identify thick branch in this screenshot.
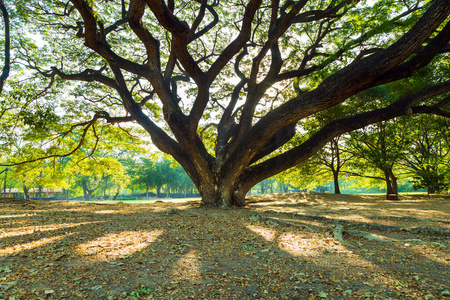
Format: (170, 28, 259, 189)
(411, 106, 450, 118)
(187, 0, 207, 42)
(277, 6, 424, 83)
(69, 0, 167, 88)
(372, 18, 450, 86)
(227, 0, 450, 176)
(226, 47, 249, 118)
(189, 0, 219, 42)
(237, 80, 450, 190)
(0, 0, 10, 94)
(50, 67, 118, 89)
(292, 0, 356, 24)
(128, 0, 161, 68)
(206, 0, 263, 84)
(145, 0, 205, 84)
(108, 65, 181, 154)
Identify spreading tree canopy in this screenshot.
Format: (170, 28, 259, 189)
(2, 0, 450, 206)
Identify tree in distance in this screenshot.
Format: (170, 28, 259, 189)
(3, 0, 450, 207)
(402, 115, 450, 194)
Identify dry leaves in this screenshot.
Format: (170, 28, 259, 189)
(0, 194, 449, 299)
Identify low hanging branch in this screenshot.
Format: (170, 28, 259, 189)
(0, 112, 134, 167)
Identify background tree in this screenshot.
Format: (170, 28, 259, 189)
(168, 164, 196, 197)
(71, 157, 128, 200)
(346, 116, 411, 199)
(402, 115, 450, 194)
(131, 157, 157, 197)
(8, 162, 47, 199)
(2, 0, 450, 206)
(280, 104, 354, 194)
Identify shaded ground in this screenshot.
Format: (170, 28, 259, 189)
(0, 193, 449, 299)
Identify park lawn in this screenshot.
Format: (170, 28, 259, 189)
(0, 193, 448, 299)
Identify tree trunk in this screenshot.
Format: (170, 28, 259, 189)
(3, 168, 7, 198)
(259, 180, 267, 194)
(112, 188, 120, 200)
(332, 170, 341, 194)
(156, 186, 161, 198)
(38, 186, 43, 200)
(62, 189, 69, 200)
(23, 185, 30, 200)
(384, 169, 398, 200)
(146, 183, 149, 198)
(82, 180, 94, 201)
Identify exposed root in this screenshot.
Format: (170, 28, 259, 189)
(263, 210, 450, 236)
(250, 211, 313, 231)
(333, 224, 356, 249)
(258, 210, 449, 249)
(368, 215, 450, 224)
(345, 229, 450, 249)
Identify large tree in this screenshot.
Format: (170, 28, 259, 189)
(4, 0, 450, 207)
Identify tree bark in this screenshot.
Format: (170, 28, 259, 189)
(384, 169, 398, 200)
(112, 189, 120, 200)
(53, 0, 450, 208)
(3, 168, 7, 198)
(82, 180, 94, 201)
(0, 0, 10, 94)
(332, 170, 341, 194)
(23, 185, 30, 200)
(156, 186, 161, 198)
(103, 175, 108, 199)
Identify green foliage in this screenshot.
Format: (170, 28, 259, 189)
(19, 107, 60, 133)
(68, 156, 129, 200)
(126, 285, 152, 300)
(402, 116, 450, 194)
(1, 0, 449, 201)
(130, 157, 195, 197)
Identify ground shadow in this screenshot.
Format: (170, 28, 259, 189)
(0, 197, 448, 299)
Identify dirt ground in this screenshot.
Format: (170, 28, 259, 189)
(0, 193, 449, 299)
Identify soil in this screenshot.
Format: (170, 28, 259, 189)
(0, 193, 449, 299)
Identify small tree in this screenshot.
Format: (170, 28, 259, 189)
(72, 157, 127, 200)
(346, 117, 411, 199)
(402, 116, 450, 194)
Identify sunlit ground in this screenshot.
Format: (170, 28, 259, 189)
(0, 193, 448, 299)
